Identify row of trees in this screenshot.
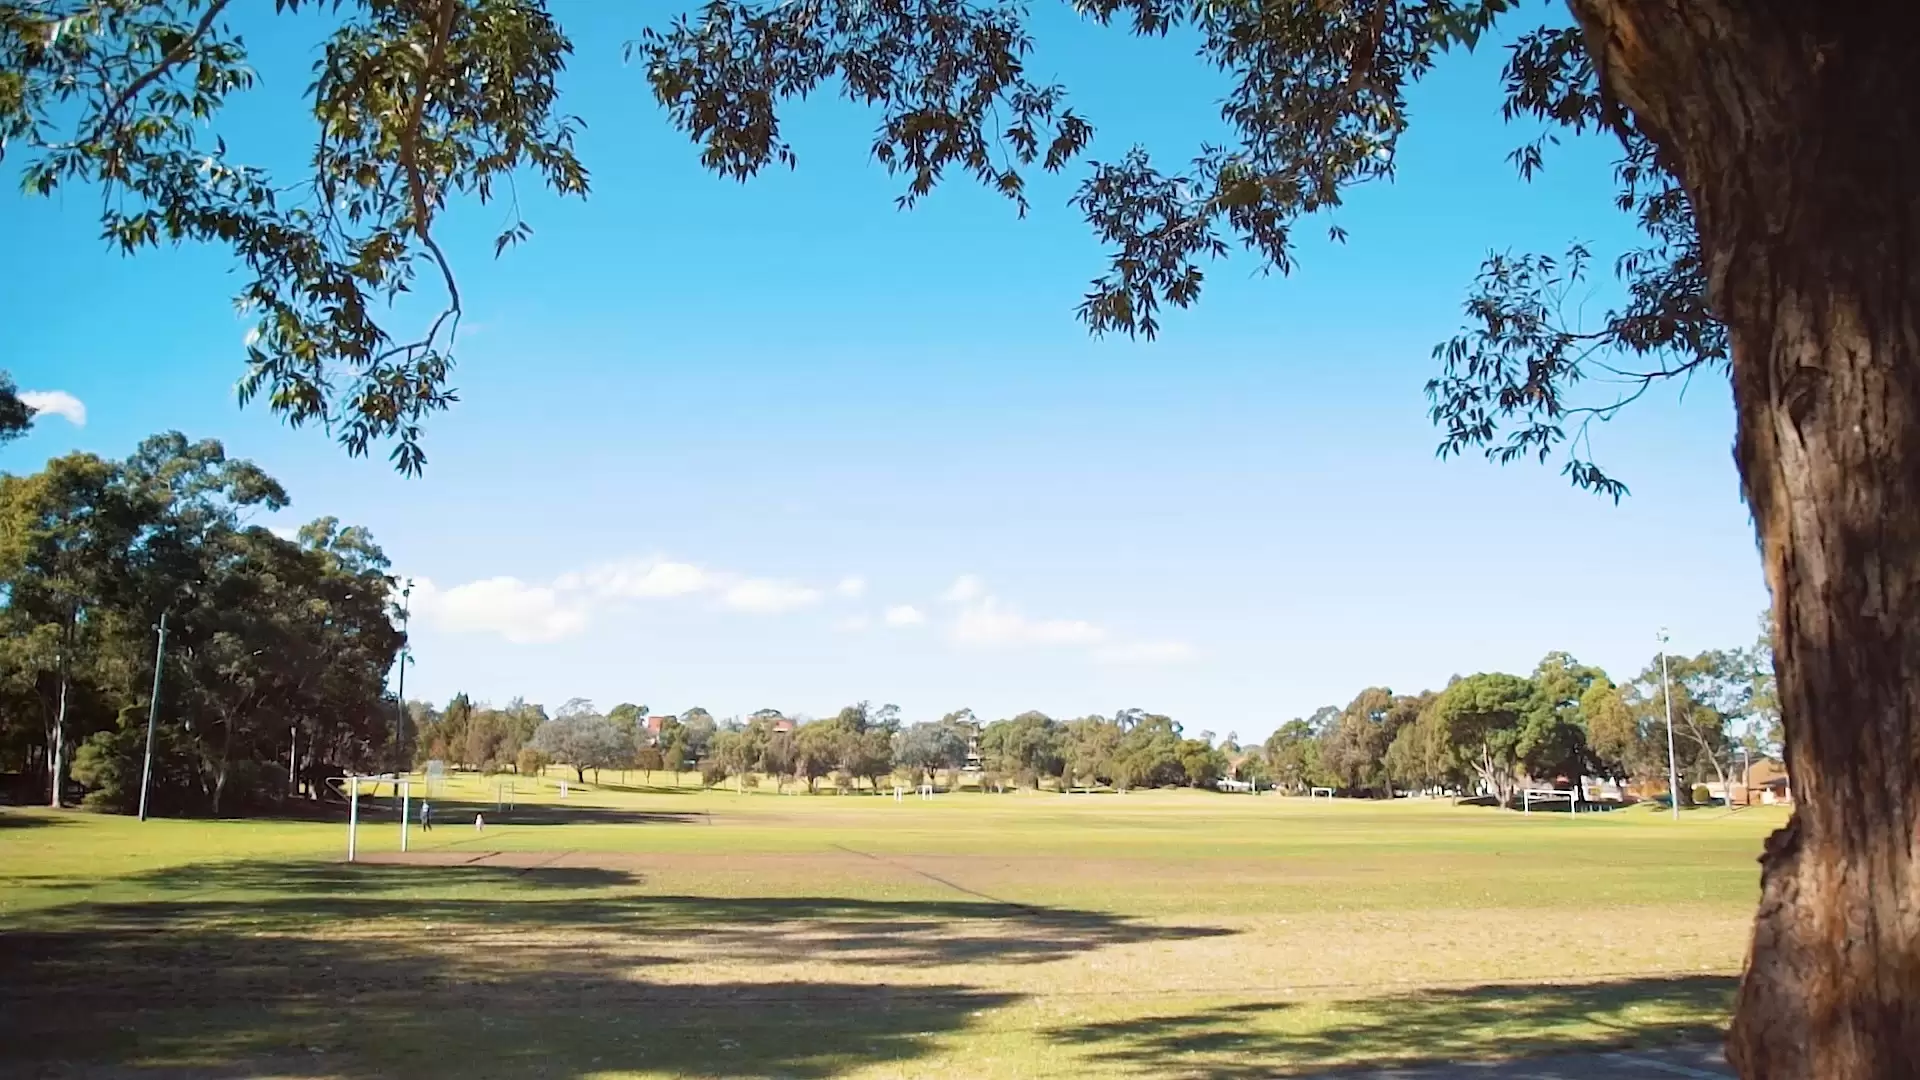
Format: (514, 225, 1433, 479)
(1251, 637, 1776, 806)
(402, 696, 1239, 795)
(405, 629, 1776, 805)
(0, 435, 405, 815)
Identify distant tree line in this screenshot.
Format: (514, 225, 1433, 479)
(398, 628, 1778, 808)
(0, 435, 404, 815)
(1250, 640, 1778, 806)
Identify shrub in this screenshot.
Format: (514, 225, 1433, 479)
(699, 759, 729, 788)
(516, 747, 551, 777)
(72, 728, 140, 813)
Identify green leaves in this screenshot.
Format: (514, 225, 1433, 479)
(0, 371, 34, 444)
(0, 432, 405, 812)
(639, 0, 1091, 222)
(7, 0, 587, 473)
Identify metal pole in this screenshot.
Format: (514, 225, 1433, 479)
(138, 614, 169, 821)
(347, 778, 360, 862)
(1659, 628, 1680, 820)
(400, 778, 410, 853)
(394, 579, 412, 781)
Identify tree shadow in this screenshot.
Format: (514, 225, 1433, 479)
(0, 810, 68, 829)
(32, 855, 1232, 967)
(1045, 975, 1737, 1078)
(589, 779, 707, 795)
(119, 857, 640, 894)
(448, 803, 708, 827)
(0, 922, 1016, 1078)
(9, 841, 1239, 976)
(239, 798, 708, 827)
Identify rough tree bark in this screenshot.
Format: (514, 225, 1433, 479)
(1570, 2, 1920, 1076)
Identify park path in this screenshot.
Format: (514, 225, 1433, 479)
(1307, 1043, 1732, 1080)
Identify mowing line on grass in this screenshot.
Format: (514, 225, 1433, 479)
(829, 842, 1036, 912)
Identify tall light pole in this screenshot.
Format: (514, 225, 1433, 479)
(1658, 627, 1680, 820)
(394, 579, 413, 780)
(137, 613, 169, 821)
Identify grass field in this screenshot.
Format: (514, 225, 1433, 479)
(0, 776, 1780, 1079)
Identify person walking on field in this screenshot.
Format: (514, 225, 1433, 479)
(419, 800, 433, 831)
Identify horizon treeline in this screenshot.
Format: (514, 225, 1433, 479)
(410, 630, 1777, 805)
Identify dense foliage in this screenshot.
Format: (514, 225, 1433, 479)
(1251, 639, 1774, 804)
(0, 434, 405, 814)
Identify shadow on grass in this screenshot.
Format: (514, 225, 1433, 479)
(21, 853, 1234, 967)
(273, 798, 709, 827)
(121, 857, 640, 894)
(0, 921, 1016, 1079)
(0, 809, 69, 829)
(1046, 975, 1737, 1079)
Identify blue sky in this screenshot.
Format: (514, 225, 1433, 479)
(1, 1, 1766, 739)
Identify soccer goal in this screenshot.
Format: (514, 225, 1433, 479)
(424, 759, 448, 798)
(1309, 787, 1335, 799)
(335, 774, 414, 862)
(1522, 787, 1578, 814)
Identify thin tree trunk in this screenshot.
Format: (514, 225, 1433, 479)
(1572, 2, 1920, 1074)
(212, 715, 233, 817)
(48, 663, 68, 809)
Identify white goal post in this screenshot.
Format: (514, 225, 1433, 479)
(335, 774, 413, 862)
(1522, 787, 1578, 814)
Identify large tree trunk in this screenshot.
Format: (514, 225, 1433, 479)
(1571, 3, 1920, 1075)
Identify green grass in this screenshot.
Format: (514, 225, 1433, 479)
(0, 778, 1781, 1078)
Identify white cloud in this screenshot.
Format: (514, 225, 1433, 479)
(267, 524, 301, 542)
(939, 576, 1186, 664)
(1093, 641, 1198, 666)
(836, 575, 867, 598)
(409, 576, 588, 645)
(721, 578, 823, 614)
(833, 614, 872, 633)
(559, 558, 712, 599)
(941, 574, 985, 604)
(19, 390, 85, 427)
(952, 595, 1108, 648)
(883, 604, 926, 627)
(406, 554, 839, 643)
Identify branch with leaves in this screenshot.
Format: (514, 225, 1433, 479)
(4, 0, 587, 473)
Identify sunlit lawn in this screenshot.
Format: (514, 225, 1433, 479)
(0, 777, 1780, 1078)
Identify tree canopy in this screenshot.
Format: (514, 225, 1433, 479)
(1, 433, 402, 814)
(4, 0, 1710, 491)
